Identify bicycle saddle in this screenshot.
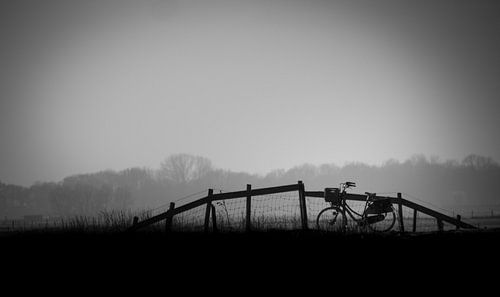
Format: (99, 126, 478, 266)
(365, 192, 376, 197)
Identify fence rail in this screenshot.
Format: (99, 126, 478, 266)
(303, 191, 476, 230)
(127, 181, 477, 233)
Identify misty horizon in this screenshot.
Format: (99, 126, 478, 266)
(0, 152, 497, 187)
(1, 152, 499, 222)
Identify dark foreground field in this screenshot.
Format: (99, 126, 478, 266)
(3, 229, 500, 268)
(2, 229, 500, 292)
(1, 231, 496, 294)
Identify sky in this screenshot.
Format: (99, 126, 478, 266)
(0, 0, 499, 186)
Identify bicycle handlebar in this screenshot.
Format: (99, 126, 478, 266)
(344, 181, 356, 188)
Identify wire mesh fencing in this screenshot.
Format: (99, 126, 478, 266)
(166, 191, 304, 232)
(399, 204, 439, 232)
(164, 194, 402, 233)
(171, 204, 207, 232)
(129, 186, 488, 233)
(3, 187, 491, 234)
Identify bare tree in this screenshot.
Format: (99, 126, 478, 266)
(462, 154, 498, 169)
(158, 154, 213, 183)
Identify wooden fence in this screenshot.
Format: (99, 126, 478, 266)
(127, 181, 477, 232)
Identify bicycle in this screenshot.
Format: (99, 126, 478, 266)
(316, 182, 396, 232)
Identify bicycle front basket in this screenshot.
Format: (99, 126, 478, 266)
(324, 188, 341, 205)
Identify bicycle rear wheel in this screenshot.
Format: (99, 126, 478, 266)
(365, 208, 396, 232)
(316, 206, 346, 232)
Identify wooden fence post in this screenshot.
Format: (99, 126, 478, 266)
(412, 209, 417, 233)
(456, 215, 461, 230)
(298, 181, 308, 230)
(204, 189, 213, 233)
(211, 204, 218, 233)
(165, 202, 175, 232)
(397, 193, 405, 233)
(246, 184, 252, 232)
(437, 218, 444, 232)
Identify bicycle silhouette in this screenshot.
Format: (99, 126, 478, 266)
(316, 182, 396, 232)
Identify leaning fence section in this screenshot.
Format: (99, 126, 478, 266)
(399, 204, 451, 232)
(128, 182, 478, 233)
(128, 182, 306, 232)
(209, 183, 304, 232)
(248, 191, 301, 230)
(206, 192, 303, 232)
(171, 204, 207, 232)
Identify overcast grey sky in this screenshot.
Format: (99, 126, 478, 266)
(1, 0, 499, 186)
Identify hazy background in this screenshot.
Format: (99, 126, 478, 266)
(0, 0, 499, 219)
(1, 0, 499, 187)
(1, 153, 499, 219)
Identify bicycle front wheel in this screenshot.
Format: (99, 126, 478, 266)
(316, 206, 346, 232)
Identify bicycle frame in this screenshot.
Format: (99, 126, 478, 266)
(335, 192, 371, 223)
(332, 184, 389, 224)
(318, 182, 396, 232)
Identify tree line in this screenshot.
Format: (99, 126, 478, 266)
(1, 153, 499, 218)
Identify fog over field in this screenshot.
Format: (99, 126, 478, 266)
(0, 1, 499, 219)
(1, 153, 499, 220)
